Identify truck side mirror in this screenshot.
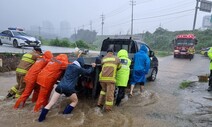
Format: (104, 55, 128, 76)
(149, 51, 155, 57)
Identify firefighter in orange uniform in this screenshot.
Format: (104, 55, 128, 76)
(6, 47, 42, 99)
(33, 54, 69, 112)
(14, 51, 53, 109)
(97, 48, 120, 112)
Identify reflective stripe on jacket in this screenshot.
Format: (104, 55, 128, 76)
(208, 47, 212, 70)
(99, 54, 120, 83)
(16, 51, 40, 74)
(188, 47, 195, 54)
(116, 49, 131, 87)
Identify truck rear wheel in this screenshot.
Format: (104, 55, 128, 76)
(148, 68, 157, 81)
(0, 39, 2, 45)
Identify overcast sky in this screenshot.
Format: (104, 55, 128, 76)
(0, 0, 211, 35)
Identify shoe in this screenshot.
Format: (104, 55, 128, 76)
(38, 108, 49, 122)
(207, 86, 212, 92)
(97, 104, 103, 108)
(105, 106, 112, 112)
(6, 93, 15, 99)
(6, 93, 12, 98)
(63, 105, 74, 114)
(128, 93, 133, 98)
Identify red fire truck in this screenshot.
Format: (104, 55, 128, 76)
(173, 34, 198, 58)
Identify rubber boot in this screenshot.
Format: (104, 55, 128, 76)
(63, 105, 74, 114)
(6, 93, 14, 99)
(208, 86, 212, 92)
(208, 76, 212, 92)
(38, 108, 49, 122)
(105, 105, 112, 112)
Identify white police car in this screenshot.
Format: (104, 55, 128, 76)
(0, 28, 41, 48)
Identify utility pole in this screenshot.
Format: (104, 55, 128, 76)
(130, 0, 136, 37)
(100, 14, 105, 35)
(38, 26, 41, 37)
(74, 28, 78, 47)
(193, 0, 200, 30)
(90, 21, 92, 31)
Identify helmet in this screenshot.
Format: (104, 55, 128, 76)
(34, 47, 42, 53)
(107, 48, 114, 53)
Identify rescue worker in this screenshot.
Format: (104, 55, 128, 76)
(97, 48, 120, 112)
(129, 45, 150, 97)
(38, 57, 96, 122)
(188, 46, 195, 61)
(207, 47, 212, 92)
(34, 54, 69, 112)
(115, 49, 131, 106)
(6, 47, 42, 99)
(14, 51, 53, 109)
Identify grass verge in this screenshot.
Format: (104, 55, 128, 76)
(179, 80, 192, 89)
(155, 51, 172, 57)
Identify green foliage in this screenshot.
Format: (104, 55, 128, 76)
(41, 27, 212, 52)
(179, 80, 191, 89)
(2, 53, 23, 57)
(74, 40, 90, 49)
(155, 51, 172, 57)
(41, 39, 50, 45)
(41, 37, 97, 50)
(143, 27, 212, 52)
(49, 38, 70, 47)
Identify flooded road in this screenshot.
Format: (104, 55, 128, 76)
(0, 54, 211, 127)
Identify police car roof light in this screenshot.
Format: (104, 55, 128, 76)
(8, 27, 24, 31)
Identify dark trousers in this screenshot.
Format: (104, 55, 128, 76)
(209, 70, 212, 87)
(115, 86, 126, 106)
(189, 54, 193, 60)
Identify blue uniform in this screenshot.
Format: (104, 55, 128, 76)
(56, 61, 94, 97)
(130, 45, 150, 85)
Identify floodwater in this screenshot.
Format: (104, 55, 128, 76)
(0, 54, 212, 127)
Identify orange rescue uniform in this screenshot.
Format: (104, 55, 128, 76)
(14, 51, 53, 109)
(34, 54, 69, 112)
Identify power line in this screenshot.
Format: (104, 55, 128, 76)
(134, 9, 194, 20)
(103, 11, 194, 34)
(134, 12, 193, 24)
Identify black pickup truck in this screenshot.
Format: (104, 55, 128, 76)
(76, 37, 159, 98)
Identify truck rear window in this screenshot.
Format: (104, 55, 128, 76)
(101, 39, 136, 53)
